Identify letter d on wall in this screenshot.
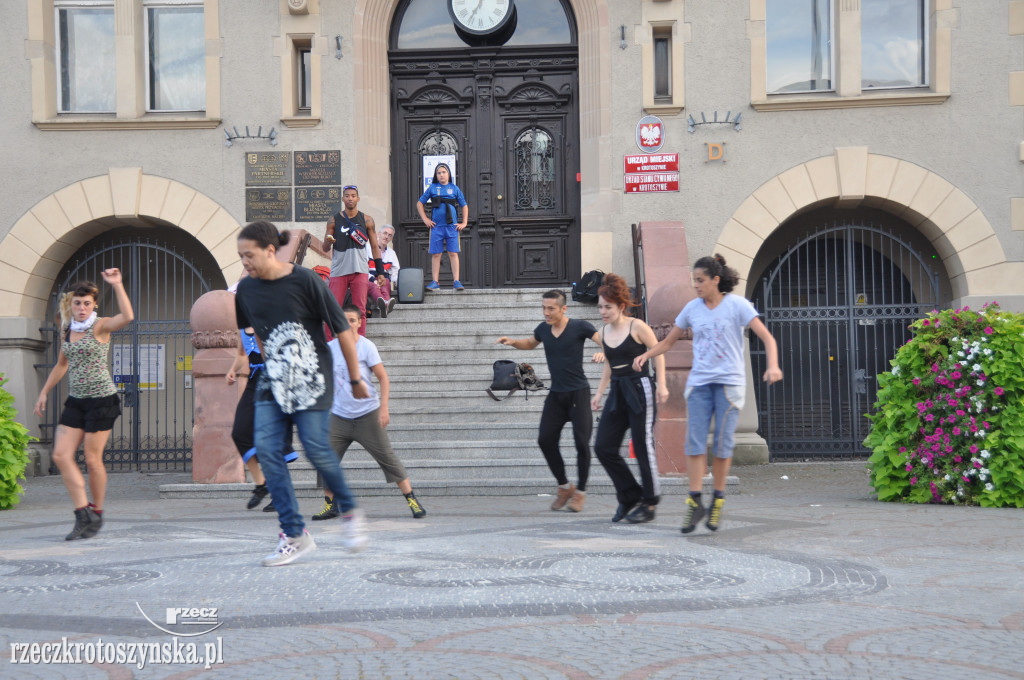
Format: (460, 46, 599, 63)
(705, 142, 725, 163)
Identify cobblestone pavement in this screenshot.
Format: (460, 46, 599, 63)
(1, 463, 1022, 679)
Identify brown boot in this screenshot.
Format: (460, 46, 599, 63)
(551, 484, 576, 510)
(567, 490, 586, 513)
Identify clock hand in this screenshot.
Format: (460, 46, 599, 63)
(468, 0, 484, 20)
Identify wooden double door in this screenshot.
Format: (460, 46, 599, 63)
(390, 47, 580, 288)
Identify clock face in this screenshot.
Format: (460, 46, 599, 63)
(448, 0, 515, 36)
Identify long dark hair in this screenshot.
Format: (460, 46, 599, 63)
(693, 253, 739, 293)
(238, 221, 291, 250)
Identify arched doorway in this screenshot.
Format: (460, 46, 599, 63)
(40, 225, 224, 471)
(750, 210, 950, 459)
(389, 0, 580, 288)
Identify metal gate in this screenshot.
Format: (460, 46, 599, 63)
(40, 239, 217, 471)
(751, 223, 943, 459)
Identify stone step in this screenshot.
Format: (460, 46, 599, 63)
(160, 475, 733, 499)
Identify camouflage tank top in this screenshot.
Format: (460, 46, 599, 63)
(62, 327, 117, 399)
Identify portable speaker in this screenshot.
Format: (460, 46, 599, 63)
(397, 267, 424, 303)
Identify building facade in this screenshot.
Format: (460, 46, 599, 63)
(2, 0, 1023, 465)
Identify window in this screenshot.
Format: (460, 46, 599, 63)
(31, 0, 220, 128)
(513, 128, 556, 211)
(56, 1, 115, 113)
(766, 0, 832, 94)
(146, 2, 206, 111)
(653, 29, 672, 101)
(298, 48, 312, 111)
(640, 0, 685, 115)
(752, 0, 948, 110)
(861, 0, 926, 89)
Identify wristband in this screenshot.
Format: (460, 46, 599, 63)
(349, 379, 362, 385)
(373, 258, 385, 278)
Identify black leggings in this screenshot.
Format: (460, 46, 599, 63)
(537, 388, 593, 491)
(593, 375, 660, 506)
(232, 378, 293, 458)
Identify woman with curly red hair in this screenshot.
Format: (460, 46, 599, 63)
(590, 273, 669, 523)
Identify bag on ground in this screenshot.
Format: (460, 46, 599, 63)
(486, 361, 546, 401)
(571, 269, 604, 303)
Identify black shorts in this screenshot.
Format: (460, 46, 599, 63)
(59, 394, 122, 433)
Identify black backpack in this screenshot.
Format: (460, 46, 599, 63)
(571, 270, 604, 303)
(486, 360, 546, 401)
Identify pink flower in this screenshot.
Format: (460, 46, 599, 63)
(925, 414, 934, 422)
(951, 371, 962, 380)
(984, 326, 993, 334)
(956, 410, 966, 416)
(970, 445, 979, 454)
(995, 387, 1004, 396)
(954, 456, 962, 463)
(953, 427, 961, 436)
(912, 378, 921, 386)
(923, 320, 930, 326)
(905, 464, 913, 472)
(982, 421, 990, 429)
(899, 447, 907, 453)
(910, 476, 917, 485)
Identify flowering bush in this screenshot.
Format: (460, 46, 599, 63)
(865, 303, 1024, 507)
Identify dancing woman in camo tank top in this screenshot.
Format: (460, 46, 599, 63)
(34, 269, 134, 540)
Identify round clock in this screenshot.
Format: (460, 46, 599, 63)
(448, 0, 516, 37)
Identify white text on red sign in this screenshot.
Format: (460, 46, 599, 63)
(624, 154, 679, 174)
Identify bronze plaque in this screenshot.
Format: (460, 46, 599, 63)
(295, 186, 342, 223)
(294, 150, 341, 186)
(245, 152, 292, 186)
(245, 188, 292, 222)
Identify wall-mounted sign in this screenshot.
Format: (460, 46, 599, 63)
(245, 152, 292, 186)
(422, 155, 457, 192)
(625, 173, 679, 193)
(705, 142, 726, 163)
(294, 150, 341, 186)
(295, 186, 343, 222)
(245, 188, 293, 222)
(624, 153, 678, 174)
(635, 115, 665, 153)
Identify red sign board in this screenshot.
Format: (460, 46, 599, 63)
(625, 172, 680, 193)
(624, 153, 679, 174)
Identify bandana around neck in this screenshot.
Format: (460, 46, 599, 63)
(69, 312, 98, 333)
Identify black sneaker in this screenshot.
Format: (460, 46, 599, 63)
(311, 497, 340, 520)
(386, 298, 397, 315)
(247, 484, 269, 510)
(376, 297, 389, 318)
(406, 493, 426, 519)
(681, 496, 706, 534)
(262, 500, 276, 513)
(625, 504, 656, 524)
(706, 496, 725, 531)
(612, 501, 637, 523)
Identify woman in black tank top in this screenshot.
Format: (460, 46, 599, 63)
(590, 274, 669, 524)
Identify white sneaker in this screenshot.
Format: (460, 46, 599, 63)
(342, 508, 368, 553)
(262, 530, 317, 567)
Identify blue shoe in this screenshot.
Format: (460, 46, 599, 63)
(453, 280, 465, 291)
(426, 281, 439, 291)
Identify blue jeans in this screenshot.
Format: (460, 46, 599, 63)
(685, 383, 745, 459)
(255, 401, 357, 537)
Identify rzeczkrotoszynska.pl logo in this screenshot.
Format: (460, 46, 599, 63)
(136, 603, 224, 637)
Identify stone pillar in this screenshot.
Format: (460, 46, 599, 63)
(638, 221, 695, 475)
(189, 290, 243, 483)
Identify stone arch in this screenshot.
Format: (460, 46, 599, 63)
(714, 148, 1007, 302)
(0, 168, 241, 319)
(352, 0, 610, 222)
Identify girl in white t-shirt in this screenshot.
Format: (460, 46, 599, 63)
(634, 254, 782, 534)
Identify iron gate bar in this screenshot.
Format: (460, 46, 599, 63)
(753, 222, 942, 460)
(40, 239, 215, 472)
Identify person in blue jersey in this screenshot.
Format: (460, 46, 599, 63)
(416, 163, 469, 291)
(634, 254, 783, 534)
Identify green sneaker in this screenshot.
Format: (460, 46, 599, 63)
(680, 496, 705, 534)
(706, 497, 725, 531)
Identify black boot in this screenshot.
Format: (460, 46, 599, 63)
(247, 484, 269, 510)
(65, 508, 93, 541)
(81, 505, 103, 538)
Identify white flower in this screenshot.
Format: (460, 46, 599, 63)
(957, 489, 964, 497)
(973, 364, 982, 372)
(977, 380, 985, 386)
(985, 483, 994, 491)
(944, 474, 951, 481)
(891, 365, 901, 376)
(983, 349, 993, 356)
(981, 450, 991, 459)
(980, 467, 990, 476)
(977, 430, 986, 438)
(961, 360, 969, 367)
(958, 351, 966, 358)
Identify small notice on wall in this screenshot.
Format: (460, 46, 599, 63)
(625, 172, 680, 193)
(113, 344, 166, 390)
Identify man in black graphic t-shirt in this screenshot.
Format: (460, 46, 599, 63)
(496, 290, 602, 513)
(235, 221, 370, 567)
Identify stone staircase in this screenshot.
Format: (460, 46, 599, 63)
(161, 286, 692, 499)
